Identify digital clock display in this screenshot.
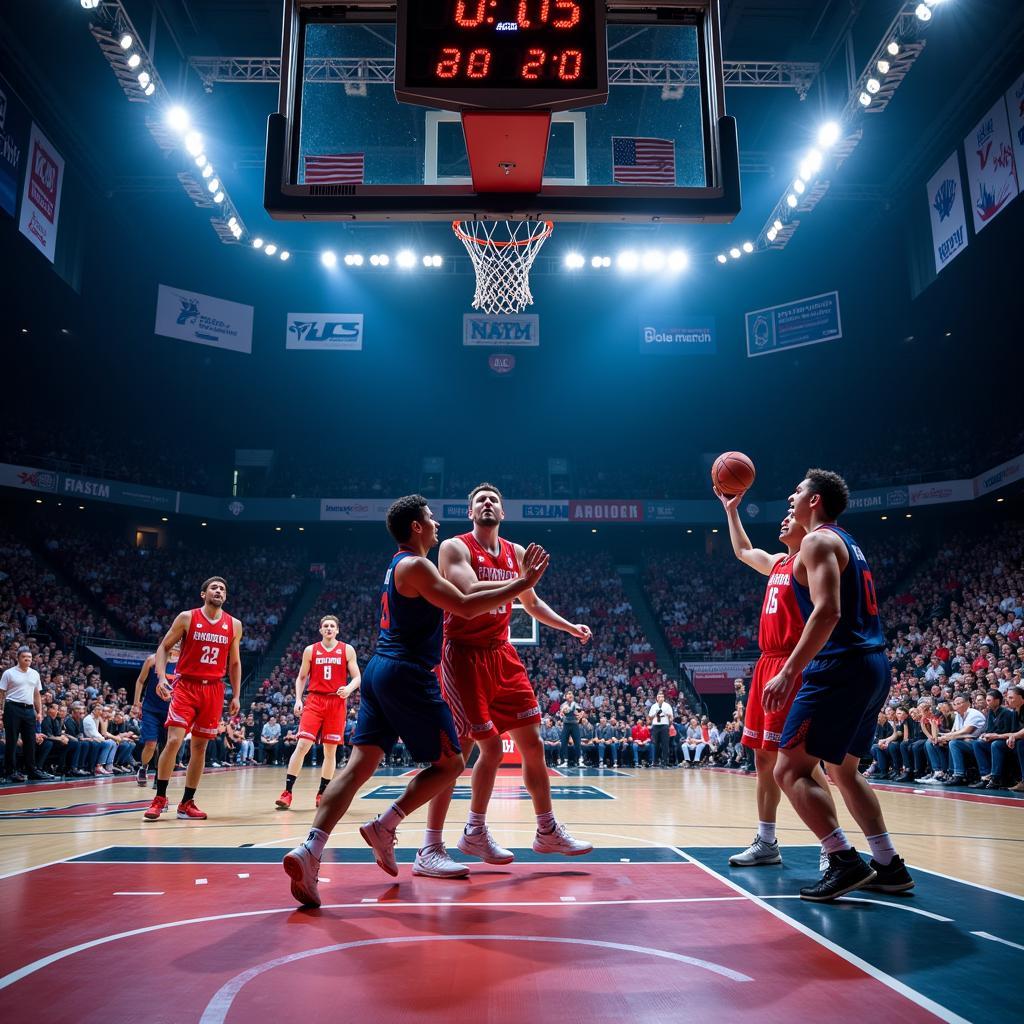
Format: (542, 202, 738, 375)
(396, 0, 607, 109)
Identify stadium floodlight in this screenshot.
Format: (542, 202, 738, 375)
(787, 193, 798, 208)
(352, 253, 364, 266)
(431, 254, 443, 267)
(667, 249, 689, 271)
(564, 252, 585, 269)
(119, 33, 133, 49)
(369, 253, 390, 266)
(127, 53, 141, 69)
(185, 131, 203, 156)
(213, 191, 224, 204)
(321, 249, 337, 267)
(817, 121, 841, 148)
(264, 243, 277, 256)
(207, 178, 219, 193)
(167, 107, 190, 133)
(641, 250, 665, 272)
(866, 78, 881, 94)
(876, 59, 890, 75)
(729, 247, 741, 259)
(253, 237, 264, 249)
(396, 249, 416, 268)
(887, 41, 900, 56)
(716, 253, 727, 264)
(369, 254, 380, 266)
(227, 217, 237, 229)
(742, 241, 754, 253)
(590, 255, 602, 268)
(138, 72, 150, 88)
(773, 219, 783, 232)
(766, 227, 778, 242)
(859, 91, 872, 107)
(794, 178, 806, 195)
(616, 250, 639, 272)
(80, 0, 100, 8)
(915, 4, 931, 21)
(280, 251, 290, 261)
(201, 164, 213, 179)
(144, 83, 155, 96)
(195, 154, 207, 169)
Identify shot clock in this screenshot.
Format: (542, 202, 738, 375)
(395, 0, 608, 110)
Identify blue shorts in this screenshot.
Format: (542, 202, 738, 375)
(140, 706, 168, 745)
(779, 650, 890, 765)
(351, 654, 461, 763)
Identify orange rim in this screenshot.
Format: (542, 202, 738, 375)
(452, 220, 554, 248)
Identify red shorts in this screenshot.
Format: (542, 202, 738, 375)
(165, 679, 224, 740)
(298, 692, 346, 744)
(440, 639, 541, 741)
(742, 654, 798, 752)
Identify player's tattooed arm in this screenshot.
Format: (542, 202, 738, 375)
(155, 611, 190, 698)
(715, 487, 780, 575)
(513, 543, 592, 644)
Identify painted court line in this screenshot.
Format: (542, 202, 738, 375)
(673, 847, 972, 1024)
(0, 846, 113, 882)
(114, 891, 165, 896)
(971, 931, 1024, 953)
(908, 863, 1024, 903)
(761, 894, 953, 923)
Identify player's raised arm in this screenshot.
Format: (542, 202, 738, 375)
(513, 543, 591, 643)
(399, 544, 549, 618)
(155, 611, 190, 697)
(294, 644, 314, 714)
(340, 644, 361, 698)
(716, 488, 780, 576)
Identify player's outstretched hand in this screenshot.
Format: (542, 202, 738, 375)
(156, 679, 173, 701)
(714, 485, 745, 511)
(521, 543, 550, 587)
(569, 623, 592, 645)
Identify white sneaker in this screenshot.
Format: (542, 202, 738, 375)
(819, 847, 830, 873)
(728, 836, 782, 867)
(359, 817, 399, 877)
(413, 843, 470, 878)
(918, 774, 940, 785)
(283, 844, 322, 908)
(457, 826, 515, 865)
(532, 823, 593, 857)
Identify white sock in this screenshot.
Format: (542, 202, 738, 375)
(303, 827, 329, 859)
(380, 802, 406, 831)
(422, 828, 443, 848)
(536, 810, 556, 832)
(757, 821, 777, 844)
(820, 826, 853, 855)
(466, 810, 486, 834)
(866, 831, 897, 866)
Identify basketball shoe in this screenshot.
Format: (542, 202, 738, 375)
(413, 844, 470, 878)
(136, 765, 148, 787)
(532, 823, 593, 856)
(359, 817, 399, 876)
(799, 850, 876, 902)
(457, 825, 515, 865)
(728, 836, 782, 866)
(143, 796, 167, 821)
(177, 799, 207, 820)
(275, 790, 293, 809)
(283, 845, 322, 908)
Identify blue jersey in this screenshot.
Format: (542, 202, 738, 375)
(793, 524, 885, 656)
(142, 660, 176, 712)
(373, 550, 443, 671)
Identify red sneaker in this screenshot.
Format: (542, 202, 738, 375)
(275, 790, 293, 810)
(176, 799, 208, 820)
(143, 796, 167, 821)
(315, 791, 322, 808)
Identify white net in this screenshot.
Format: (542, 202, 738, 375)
(453, 220, 553, 316)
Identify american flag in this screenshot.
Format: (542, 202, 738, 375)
(303, 153, 364, 185)
(612, 137, 676, 185)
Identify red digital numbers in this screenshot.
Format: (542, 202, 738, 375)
(436, 47, 494, 79)
(436, 47, 461, 78)
(519, 49, 582, 81)
(467, 48, 492, 77)
(558, 49, 581, 79)
(521, 47, 545, 79)
(516, 0, 549, 28)
(454, 0, 486, 27)
(552, 0, 580, 28)
(514, 0, 578, 28)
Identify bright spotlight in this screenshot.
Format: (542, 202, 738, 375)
(766, 228, 778, 242)
(352, 254, 364, 266)
(729, 247, 741, 259)
(144, 83, 155, 96)
(773, 219, 783, 232)
(344, 254, 355, 266)
(185, 131, 203, 156)
(668, 249, 689, 271)
(641, 250, 665, 272)
(379, 254, 390, 266)
(80, 0, 100, 9)
(915, 3, 932, 21)
(201, 163, 213, 179)
(213, 191, 224, 203)
(396, 249, 416, 268)
(887, 40, 900, 56)
(127, 53, 141, 69)
(119, 33, 133, 49)
(264, 243, 277, 256)
(195, 155, 207, 169)
(321, 250, 337, 268)
(801, 149, 823, 179)
(859, 91, 872, 107)
(166, 106, 190, 133)
(742, 241, 754, 253)
(207, 178, 219, 193)
(370, 254, 380, 266)
(253, 238, 264, 249)
(431, 254, 443, 267)
(817, 121, 841, 148)
(369, 253, 390, 266)
(279, 251, 290, 261)
(876, 59, 890, 75)
(794, 179, 806, 195)
(716, 253, 727, 264)
(138, 72, 150, 88)
(564, 252, 584, 269)
(590, 255, 602, 268)
(866, 78, 880, 94)
(616, 250, 639, 272)
(787, 193, 798, 208)
(227, 217, 237, 228)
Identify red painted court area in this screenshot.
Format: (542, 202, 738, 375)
(0, 855, 945, 1023)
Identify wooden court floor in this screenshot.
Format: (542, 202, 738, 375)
(1, 766, 1022, 1024)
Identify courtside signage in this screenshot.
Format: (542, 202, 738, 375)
(927, 152, 969, 274)
(463, 314, 539, 347)
(745, 290, 842, 358)
(286, 312, 364, 351)
(638, 317, 716, 355)
(155, 285, 254, 354)
(18, 122, 63, 262)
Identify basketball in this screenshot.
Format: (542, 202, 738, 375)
(712, 451, 756, 496)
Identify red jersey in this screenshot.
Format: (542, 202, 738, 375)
(176, 607, 235, 682)
(632, 723, 651, 742)
(443, 532, 519, 646)
(307, 641, 348, 695)
(757, 554, 805, 655)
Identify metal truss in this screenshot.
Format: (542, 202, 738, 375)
(187, 56, 820, 98)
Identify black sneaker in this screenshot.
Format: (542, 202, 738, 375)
(863, 855, 915, 893)
(941, 775, 967, 786)
(799, 850, 877, 902)
(137, 765, 148, 787)
(969, 778, 991, 789)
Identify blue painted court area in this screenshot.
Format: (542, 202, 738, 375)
(363, 784, 613, 800)
(683, 845, 1024, 1024)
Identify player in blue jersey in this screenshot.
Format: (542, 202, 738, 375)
(283, 494, 550, 907)
(131, 642, 179, 789)
(766, 469, 914, 902)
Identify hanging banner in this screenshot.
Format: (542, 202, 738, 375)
(155, 284, 254, 354)
(17, 122, 64, 262)
(745, 291, 842, 358)
(286, 312, 363, 351)
(1006, 72, 1024, 186)
(0, 73, 31, 218)
(463, 314, 539, 347)
(926, 152, 969, 274)
(638, 317, 716, 355)
(963, 96, 1019, 232)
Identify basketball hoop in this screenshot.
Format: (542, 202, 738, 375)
(453, 220, 553, 316)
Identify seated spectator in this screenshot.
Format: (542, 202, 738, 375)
(261, 716, 282, 766)
(540, 715, 561, 767)
(680, 716, 706, 767)
(970, 687, 1021, 790)
(83, 700, 116, 775)
(937, 694, 987, 786)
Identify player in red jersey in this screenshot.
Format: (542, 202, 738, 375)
(143, 576, 242, 821)
(716, 490, 836, 868)
(417, 483, 593, 878)
(276, 615, 361, 810)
